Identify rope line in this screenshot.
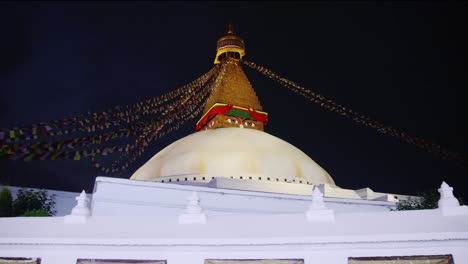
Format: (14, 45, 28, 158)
(243, 60, 467, 167)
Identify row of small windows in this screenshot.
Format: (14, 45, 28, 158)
(0, 259, 301, 264)
(159, 176, 312, 185)
(161, 176, 214, 183)
(0, 256, 454, 264)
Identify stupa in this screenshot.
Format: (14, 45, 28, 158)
(130, 24, 336, 192)
(1, 24, 467, 264)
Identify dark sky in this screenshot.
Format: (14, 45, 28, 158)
(1, 2, 467, 202)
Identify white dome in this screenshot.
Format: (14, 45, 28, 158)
(130, 128, 335, 185)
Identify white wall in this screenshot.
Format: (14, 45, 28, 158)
(91, 177, 395, 217)
(2, 179, 466, 264)
(1, 241, 467, 264)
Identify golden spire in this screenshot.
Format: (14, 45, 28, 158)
(227, 21, 234, 35)
(196, 24, 268, 131)
(203, 60, 263, 113)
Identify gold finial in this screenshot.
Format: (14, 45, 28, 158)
(227, 22, 235, 35)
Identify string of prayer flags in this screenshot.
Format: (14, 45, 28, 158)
(243, 60, 467, 167)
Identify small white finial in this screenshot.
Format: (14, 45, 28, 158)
(437, 181, 468, 216)
(185, 191, 203, 214)
(309, 186, 326, 210)
(438, 182, 460, 208)
(64, 190, 91, 224)
(441, 181, 449, 189)
(178, 191, 207, 224)
(71, 190, 91, 216)
(306, 186, 334, 222)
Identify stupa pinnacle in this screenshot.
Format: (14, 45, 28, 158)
(130, 24, 334, 187)
(196, 24, 268, 131)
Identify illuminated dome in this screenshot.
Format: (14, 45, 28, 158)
(130, 128, 335, 186)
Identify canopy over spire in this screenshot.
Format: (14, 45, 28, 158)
(197, 24, 268, 131)
(214, 23, 245, 64)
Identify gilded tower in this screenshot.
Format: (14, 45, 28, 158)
(196, 24, 268, 131)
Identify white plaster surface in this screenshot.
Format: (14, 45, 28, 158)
(130, 128, 335, 185)
(91, 177, 396, 216)
(2, 181, 467, 264)
(1, 207, 467, 263)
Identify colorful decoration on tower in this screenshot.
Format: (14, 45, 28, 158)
(196, 103, 268, 131)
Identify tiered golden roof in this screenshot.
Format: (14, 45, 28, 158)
(202, 59, 263, 115)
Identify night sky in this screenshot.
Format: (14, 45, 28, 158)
(1, 2, 467, 202)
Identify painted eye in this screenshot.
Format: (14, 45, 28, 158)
(227, 118, 238, 124)
(245, 121, 256, 127)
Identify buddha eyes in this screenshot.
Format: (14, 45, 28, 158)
(225, 117, 256, 127)
(245, 121, 255, 127)
(227, 118, 238, 124)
